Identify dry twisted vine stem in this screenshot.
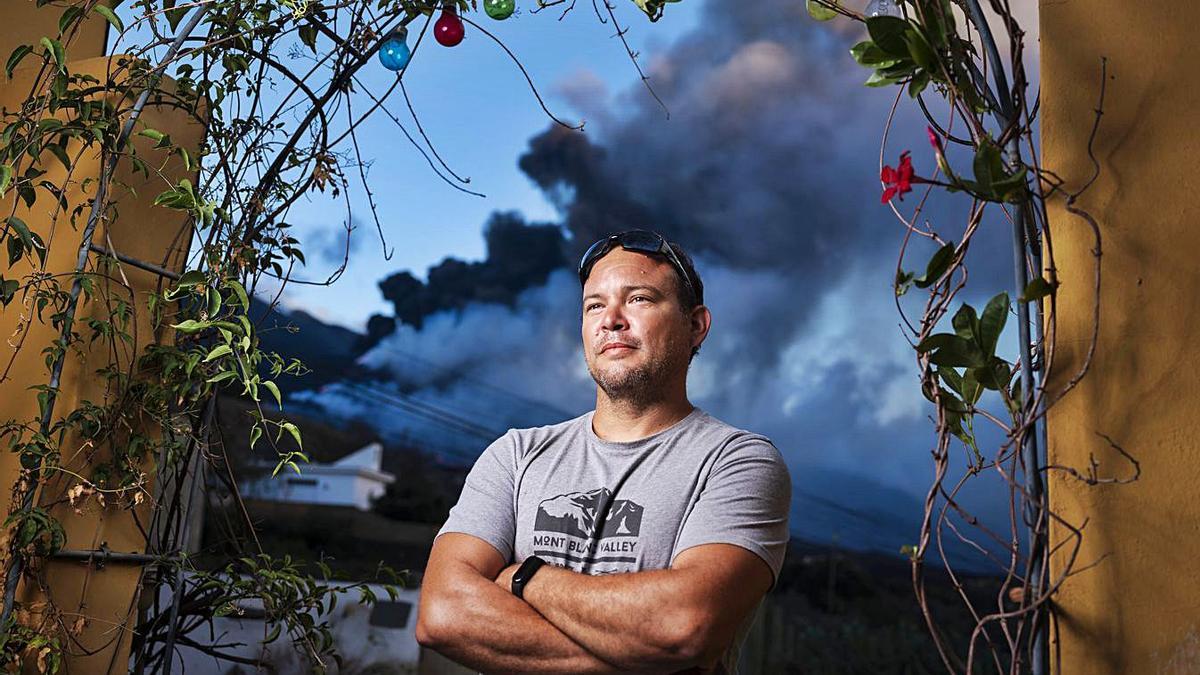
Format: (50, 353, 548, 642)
(801, 0, 1138, 671)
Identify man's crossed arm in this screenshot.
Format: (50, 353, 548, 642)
(415, 532, 773, 674)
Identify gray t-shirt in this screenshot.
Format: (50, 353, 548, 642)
(436, 406, 792, 673)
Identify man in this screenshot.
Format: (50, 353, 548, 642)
(416, 230, 792, 674)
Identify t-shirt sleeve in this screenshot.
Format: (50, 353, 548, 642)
(435, 429, 520, 563)
(671, 435, 792, 588)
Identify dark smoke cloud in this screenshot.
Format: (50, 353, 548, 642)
(362, 212, 566, 349)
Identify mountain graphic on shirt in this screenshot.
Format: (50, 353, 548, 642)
(535, 487, 643, 539)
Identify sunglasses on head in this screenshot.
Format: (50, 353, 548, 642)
(577, 230, 701, 305)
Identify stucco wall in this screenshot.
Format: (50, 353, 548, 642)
(1041, 1, 1200, 672)
(0, 6, 203, 669)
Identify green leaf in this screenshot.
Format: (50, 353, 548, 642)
(6, 217, 33, 266)
(937, 386, 969, 413)
(164, 0, 188, 32)
(959, 369, 983, 405)
(207, 286, 222, 315)
(917, 333, 987, 368)
(978, 292, 1009, 356)
(176, 269, 206, 288)
(0, 278, 18, 307)
(27, 231, 46, 266)
(866, 16, 909, 57)
(170, 319, 207, 334)
(992, 166, 1029, 203)
(951, 303, 979, 342)
(226, 280, 249, 309)
(249, 425, 263, 450)
(925, 0, 955, 47)
(265, 621, 282, 644)
(263, 380, 282, 409)
(629, 0, 682, 22)
(8, 235, 24, 265)
(206, 370, 237, 385)
(945, 408, 979, 456)
(907, 70, 931, 98)
(913, 242, 955, 288)
(937, 366, 963, 397)
(176, 146, 193, 171)
(864, 70, 903, 88)
(39, 37, 65, 72)
(916, 332, 958, 354)
(972, 139, 1006, 191)
(203, 344, 232, 362)
(850, 41, 900, 68)
(46, 143, 71, 172)
(93, 5, 124, 33)
(930, 341, 986, 368)
(806, 0, 838, 21)
(282, 421, 302, 449)
(894, 269, 915, 297)
(0, 165, 12, 196)
(58, 6, 84, 35)
(299, 24, 318, 51)
(1020, 276, 1056, 302)
(6, 45, 33, 78)
(973, 357, 1011, 391)
(138, 128, 165, 143)
(1007, 378, 1024, 415)
(903, 29, 937, 71)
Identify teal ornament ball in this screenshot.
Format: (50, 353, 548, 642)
(484, 0, 516, 20)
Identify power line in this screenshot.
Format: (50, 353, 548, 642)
(377, 347, 576, 420)
(338, 382, 502, 441)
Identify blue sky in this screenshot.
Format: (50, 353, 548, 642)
(265, 2, 707, 329)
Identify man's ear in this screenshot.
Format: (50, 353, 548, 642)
(690, 305, 712, 352)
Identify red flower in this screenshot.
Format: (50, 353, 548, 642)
(881, 151, 915, 203)
(926, 126, 942, 153)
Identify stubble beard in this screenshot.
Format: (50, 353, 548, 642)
(587, 338, 689, 407)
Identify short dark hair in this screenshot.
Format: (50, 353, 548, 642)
(660, 242, 704, 361)
(664, 241, 703, 312)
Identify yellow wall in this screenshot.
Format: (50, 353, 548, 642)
(0, 5, 203, 670)
(1042, 1, 1200, 672)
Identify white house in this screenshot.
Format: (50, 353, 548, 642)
(240, 441, 396, 511)
(171, 575, 428, 673)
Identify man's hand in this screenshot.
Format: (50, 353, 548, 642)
(496, 545, 772, 672)
(494, 561, 522, 591)
(416, 533, 633, 675)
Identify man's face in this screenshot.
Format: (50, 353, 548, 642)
(581, 248, 695, 402)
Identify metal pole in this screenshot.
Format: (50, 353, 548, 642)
(0, 5, 210, 629)
(89, 243, 182, 281)
(161, 395, 213, 675)
(959, 3, 1048, 673)
(48, 546, 181, 567)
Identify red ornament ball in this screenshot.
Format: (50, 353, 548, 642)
(434, 8, 465, 46)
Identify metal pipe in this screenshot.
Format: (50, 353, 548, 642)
(0, 5, 210, 629)
(959, 2, 1049, 673)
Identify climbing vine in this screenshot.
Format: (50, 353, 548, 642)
(806, 1, 1137, 673)
(0, 0, 672, 671)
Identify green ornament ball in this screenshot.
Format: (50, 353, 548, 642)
(484, 0, 516, 20)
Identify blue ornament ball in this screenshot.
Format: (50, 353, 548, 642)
(378, 29, 411, 71)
